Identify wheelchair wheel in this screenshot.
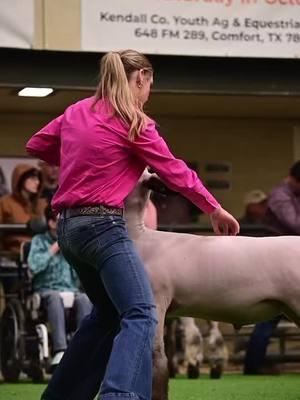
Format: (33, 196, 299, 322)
(0, 298, 25, 382)
(0, 281, 5, 317)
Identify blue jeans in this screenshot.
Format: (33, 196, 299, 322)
(244, 315, 282, 374)
(41, 214, 157, 400)
(40, 290, 92, 353)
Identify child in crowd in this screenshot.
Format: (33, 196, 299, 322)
(28, 205, 92, 370)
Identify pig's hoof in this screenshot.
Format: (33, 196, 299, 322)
(187, 363, 200, 379)
(210, 364, 223, 379)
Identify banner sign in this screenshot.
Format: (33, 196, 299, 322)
(81, 0, 300, 58)
(0, 0, 34, 49)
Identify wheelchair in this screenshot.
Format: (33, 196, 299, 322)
(0, 241, 78, 382)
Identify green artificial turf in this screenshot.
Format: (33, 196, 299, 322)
(0, 374, 299, 400)
(0, 381, 45, 399)
(169, 374, 300, 400)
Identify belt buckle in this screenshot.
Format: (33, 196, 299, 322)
(99, 205, 107, 215)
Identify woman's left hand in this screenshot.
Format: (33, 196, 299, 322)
(209, 207, 240, 236)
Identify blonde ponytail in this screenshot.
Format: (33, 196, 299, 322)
(93, 50, 153, 141)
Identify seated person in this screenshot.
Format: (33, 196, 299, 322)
(265, 160, 300, 235)
(0, 163, 47, 253)
(238, 190, 273, 236)
(239, 190, 268, 225)
(28, 205, 92, 370)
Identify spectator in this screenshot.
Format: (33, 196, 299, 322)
(238, 189, 271, 237)
(0, 164, 47, 253)
(265, 160, 300, 235)
(239, 190, 268, 225)
(244, 161, 300, 375)
(28, 205, 92, 371)
(0, 165, 8, 197)
(38, 161, 59, 203)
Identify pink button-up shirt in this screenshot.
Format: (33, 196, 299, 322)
(26, 97, 220, 214)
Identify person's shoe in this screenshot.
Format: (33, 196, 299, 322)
(49, 351, 64, 373)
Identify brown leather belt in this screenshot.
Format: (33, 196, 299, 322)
(63, 205, 123, 218)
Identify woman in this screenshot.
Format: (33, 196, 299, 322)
(0, 163, 47, 253)
(26, 50, 239, 400)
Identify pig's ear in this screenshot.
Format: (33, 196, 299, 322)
(144, 175, 174, 195)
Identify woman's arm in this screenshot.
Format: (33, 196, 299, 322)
(131, 121, 239, 235)
(131, 121, 219, 214)
(26, 115, 63, 166)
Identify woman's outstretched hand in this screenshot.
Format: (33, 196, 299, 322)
(210, 207, 240, 236)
